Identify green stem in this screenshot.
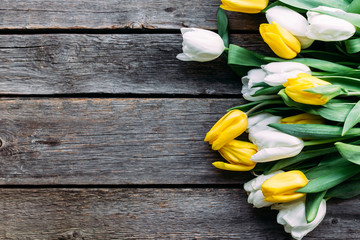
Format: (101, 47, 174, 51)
(224, 47, 229, 51)
(346, 91, 360, 96)
(303, 137, 351, 146)
(245, 100, 283, 115)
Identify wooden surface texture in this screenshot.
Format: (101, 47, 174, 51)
(0, 0, 358, 239)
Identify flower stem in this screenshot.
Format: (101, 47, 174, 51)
(245, 100, 283, 115)
(346, 91, 360, 96)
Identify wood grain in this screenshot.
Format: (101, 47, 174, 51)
(0, 97, 257, 185)
(0, 0, 265, 31)
(0, 33, 270, 96)
(1, 188, 358, 239)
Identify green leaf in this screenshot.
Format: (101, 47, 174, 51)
(269, 123, 360, 139)
(252, 85, 284, 96)
(263, 57, 356, 73)
(278, 0, 349, 10)
(305, 159, 351, 179)
(297, 164, 360, 193)
(305, 191, 327, 223)
(335, 142, 360, 165)
(217, 8, 229, 48)
(326, 179, 360, 199)
(347, 0, 360, 13)
(267, 147, 338, 173)
(278, 89, 319, 115)
(252, 82, 270, 88)
(317, 101, 354, 122)
(304, 85, 346, 100)
(228, 44, 268, 67)
(319, 76, 360, 92)
(263, 107, 303, 117)
(345, 38, 360, 54)
(342, 100, 360, 135)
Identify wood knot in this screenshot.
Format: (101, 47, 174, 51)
(58, 230, 86, 240)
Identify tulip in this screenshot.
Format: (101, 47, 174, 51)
(213, 140, 257, 171)
(306, 6, 356, 42)
(272, 198, 326, 240)
(259, 22, 301, 59)
(243, 170, 283, 208)
(204, 110, 248, 150)
(261, 170, 308, 203)
(176, 28, 225, 62)
(283, 73, 333, 105)
(281, 113, 325, 124)
(247, 113, 304, 162)
(261, 62, 311, 86)
(241, 69, 278, 101)
(220, 0, 268, 14)
(247, 113, 281, 130)
(265, 6, 314, 48)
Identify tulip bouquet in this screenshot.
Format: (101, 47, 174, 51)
(177, 0, 360, 239)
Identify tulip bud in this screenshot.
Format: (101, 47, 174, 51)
(272, 198, 326, 240)
(213, 140, 257, 171)
(176, 28, 225, 62)
(261, 170, 308, 203)
(220, 0, 269, 14)
(204, 110, 248, 150)
(265, 6, 314, 48)
(244, 170, 284, 208)
(247, 113, 281, 130)
(306, 6, 356, 42)
(260, 22, 301, 59)
(281, 113, 325, 124)
(283, 73, 333, 105)
(261, 62, 311, 86)
(248, 125, 304, 162)
(241, 69, 278, 101)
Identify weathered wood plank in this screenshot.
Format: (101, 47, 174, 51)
(0, 188, 358, 239)
(0, 0, 265, 31)
(0, 98, 259, 185)
(0, 33, 269, 95)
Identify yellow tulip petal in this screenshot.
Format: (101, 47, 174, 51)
(218, 140, 257, 165)
(261, 170, 308, 203)
(264, 192, 306, 203)
(281, 113, 325, 124)
(212, 161, 256, 171)
(220, 0, 268, 13)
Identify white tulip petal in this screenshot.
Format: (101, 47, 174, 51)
(266, 6, 308, 37)
(272, 198, 326, 240)
(306, 7, 355, 42)
(243, 171, 283, 208)
(241, 69, 277, 101)
(178, 28, 225, 62)
(247, 113, 281, 130)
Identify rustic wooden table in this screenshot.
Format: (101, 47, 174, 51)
(0, 1, 359, 239)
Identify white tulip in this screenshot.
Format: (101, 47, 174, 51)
(246, 113, 304, 162)
(261, 62, 311, 86)
(306, 6, 356, 41)
(243, 170, 283, 208)
(266, 6, 314, 48)
(176, 28, 225, 62)
(241, 69, 277, 101)
(272, 198, 327, 240)
(247, 113, 281, 130)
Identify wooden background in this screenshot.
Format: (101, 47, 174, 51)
(0, 1, 359, 239)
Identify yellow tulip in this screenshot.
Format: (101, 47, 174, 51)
(283, 73, 332, 105)
(213, 140, 257, 171)
(259, 22, 301, 59)
(261, 170, 308, 203)
(220, 0, 269, 14)
(204, 110, 248, 150)
(281, 113, 325, 124)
